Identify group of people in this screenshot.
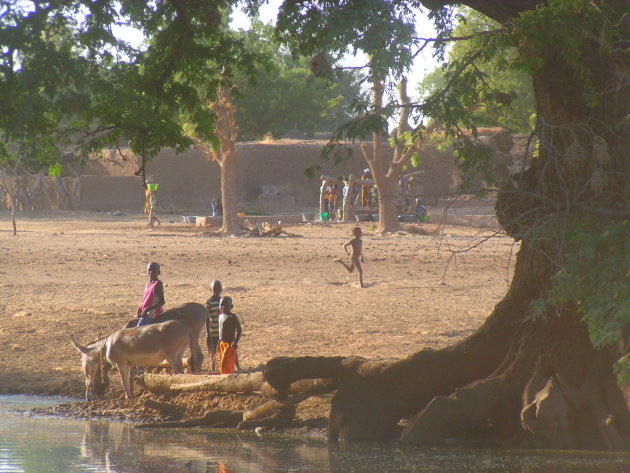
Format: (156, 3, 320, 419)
(135, 263, 242, 374)
(132, 225, 364, 376)
(322, 170, 376, 222)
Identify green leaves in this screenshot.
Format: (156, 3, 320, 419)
(0, 0, 263, 171)
(533, 219, 630, 349)
(511, 0, 626, 108)
(276, 0, 423, 78)
(229, 22, 366, 141)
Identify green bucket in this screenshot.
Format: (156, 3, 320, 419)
(320, 212, 329, 222)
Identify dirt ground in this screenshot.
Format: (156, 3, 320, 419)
(0, 210, 518, 431)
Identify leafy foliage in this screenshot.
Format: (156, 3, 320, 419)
(542, 219, 630, 349)
(419, 7, 535, 133)
(511, 0, 630, 111)
(275, 0, 423, 80)
(526, 216, 630, 379)
(231, 22, 367, 140)
(0, 0, 263, 173)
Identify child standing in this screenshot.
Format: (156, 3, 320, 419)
(333, 226, 365, 288)
(204, 280, 222, 372)
(218, 296, 242, 374)
(136, 262, 165, 326)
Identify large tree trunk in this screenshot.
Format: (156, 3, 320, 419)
(192, 78, 241, 234)
(263, 0, 630, 449)
(373, 173, 398, 232)
(361, 74, 401, 233)
(220, 154, 239, 234)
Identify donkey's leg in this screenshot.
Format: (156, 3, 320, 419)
(117, 362, 133, 398)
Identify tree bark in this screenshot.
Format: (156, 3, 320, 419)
(219, 153, 239, 233)
(360, 74, 399, 232)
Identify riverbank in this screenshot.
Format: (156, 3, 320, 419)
(2, 210, 514, 432)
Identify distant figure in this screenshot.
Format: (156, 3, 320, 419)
(415, 196, 427, 220)
(371, 185, 378, 211)
(218, 296, 242, 374)
(205, 280, 223, 372)
(211, 198, 223, 217)
(360, 168, 372, 209)
(327, 184, 337, 216)
(333, 226, 365, 288)
(148, 188, 160, 227)
(136, 262, 165, 326)
(144, 186, 151, 215)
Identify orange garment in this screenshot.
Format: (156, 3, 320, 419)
(219, 341, 237, 374)
(218, 463, 235, 473)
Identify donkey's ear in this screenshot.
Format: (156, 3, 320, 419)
(70, 336, 90, 355)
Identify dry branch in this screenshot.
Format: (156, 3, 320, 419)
(241, 220, 299, 237)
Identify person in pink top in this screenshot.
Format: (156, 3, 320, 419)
(136, 262, 165, 326)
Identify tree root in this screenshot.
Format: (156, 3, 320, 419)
(238, 376, 337, 432)
(521, 351, 630, 450)
(134, 409, 244, 429)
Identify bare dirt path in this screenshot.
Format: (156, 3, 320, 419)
(0, 211, 517, 398)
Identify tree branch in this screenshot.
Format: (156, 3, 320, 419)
(413, 29, 506, 44)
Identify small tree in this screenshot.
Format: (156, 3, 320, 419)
(190, 79, 240, 234)
(276, 0, 425, 233)
(359, 76, 421, 231)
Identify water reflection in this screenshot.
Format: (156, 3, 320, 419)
(1, 395, 629, 473)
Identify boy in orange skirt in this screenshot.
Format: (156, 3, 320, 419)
(218, 296, 242, 374)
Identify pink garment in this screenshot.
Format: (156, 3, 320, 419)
(139, 280, 163, 319)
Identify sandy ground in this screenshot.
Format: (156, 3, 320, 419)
(0, 210, 518, 425)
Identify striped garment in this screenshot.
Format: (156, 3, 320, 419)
(205, 295, 221, 339)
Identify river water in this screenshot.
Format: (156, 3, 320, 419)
(1, 395, 629, 473)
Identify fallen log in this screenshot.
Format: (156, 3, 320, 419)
(259, 378, 335, 397)
(138, 372, 265, 394)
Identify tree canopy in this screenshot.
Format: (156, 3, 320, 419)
(418, 6, 535, 133)
(0, 0, 262, 170)
(232, 22, 368, 141)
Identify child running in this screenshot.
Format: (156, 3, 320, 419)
(136, 262, 165, 326)
(333, 226, 365, 288)
(218, 296, 242, 374)
(204, 280, 222, 372)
